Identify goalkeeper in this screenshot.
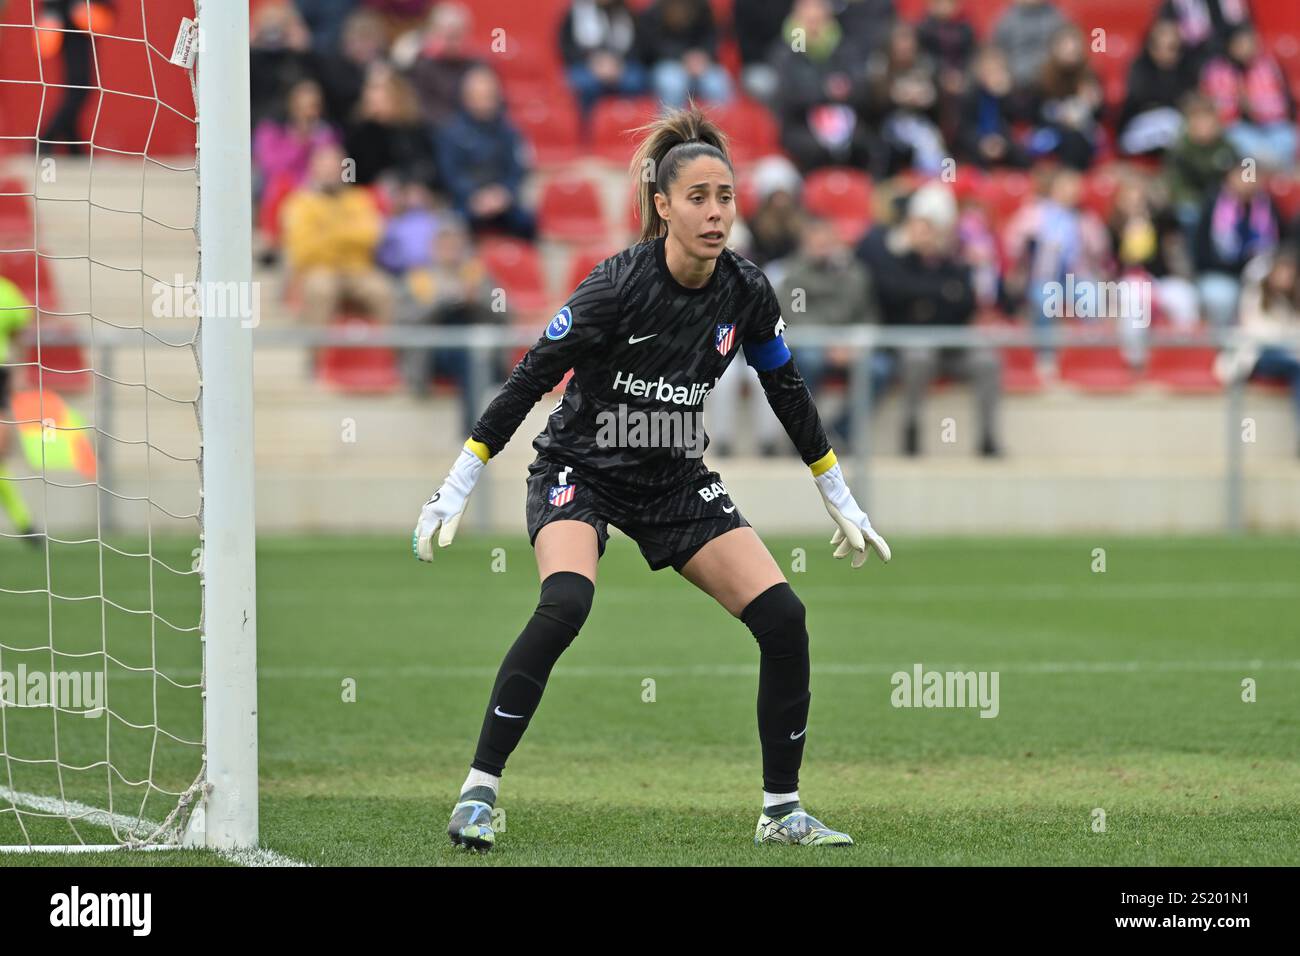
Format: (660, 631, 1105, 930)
(0, 276, 36, 542)
(414, 106, 890, 852)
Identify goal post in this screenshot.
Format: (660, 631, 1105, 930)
(194, 0, 257, 851)
(0, 0, 257, 853)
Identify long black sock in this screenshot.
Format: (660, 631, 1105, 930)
(470, 571, 594, 776)
(741, 582, 812, 793)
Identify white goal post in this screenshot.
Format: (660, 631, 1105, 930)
(0, 0, 257, 853)
(193, 0, 257, 853)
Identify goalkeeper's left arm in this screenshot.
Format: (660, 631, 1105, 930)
(744, 326, 891, 569)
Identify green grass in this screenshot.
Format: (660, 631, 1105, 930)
(2, 533, 1298, 865)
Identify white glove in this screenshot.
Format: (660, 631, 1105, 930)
(813, 462, 891, 569)
(413, 445, 486, 562)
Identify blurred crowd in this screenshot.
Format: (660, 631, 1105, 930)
(242, 0, 1300, 457)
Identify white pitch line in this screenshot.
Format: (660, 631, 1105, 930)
(0, 787, 311, 866)
(166, 658, 1300, 680)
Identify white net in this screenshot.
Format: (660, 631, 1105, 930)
(0, 0, 206, 848)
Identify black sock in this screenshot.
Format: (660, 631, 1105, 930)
(741, 582, 811, 794)
(470, 571, 594, 776)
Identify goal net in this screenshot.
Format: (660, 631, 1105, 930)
(0, 0, 256, 852)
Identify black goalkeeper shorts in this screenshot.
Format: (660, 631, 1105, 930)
(525, 454, 751, 572)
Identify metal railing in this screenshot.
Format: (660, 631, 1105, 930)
(16, 323, 1300, 533)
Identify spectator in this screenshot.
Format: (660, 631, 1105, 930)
(401, 2, 485, 126)
(770, 0, 875, 173)
(1029, 25, 1104, 170)
(991, 0, 1067, 89)
(435, 66, 537, 239)
(958, 46, 1032, 169)
(1107, 174, 1200, 363)
(1163, 92, 1239, 231)
(744, 156, 805, 273)
(917, 0, 976, 144)
(294, 0, 356, 52)
(253, 78, 340, 201)
(364, 0, 438, 42)
(394, 215, 501, 433)
(249, 2, 318, 128)
(282, 143, 394, 326)
(776, 215, 884, 451)
(1002, 166, 1112, 369)
(1200, 24, 1297, 172)
(1226, 246, 1300, 455)
(956, 191, 1003, 310)
(637, 0, 733, 108)
(733, 0, 793, 104)
(868, 25, 946, 177)
(1119, 19, 1200, 157)
(316, 8, 392, 124)
(1157, 0, 1252, 71)
(836, 0, 896, 57)
(559, 0, 649, 118)
(377, 179, 446, 275)
(343, 67, 439, 187)
(1193, 165, 1280, 326)
(857, 183, 1003, 456)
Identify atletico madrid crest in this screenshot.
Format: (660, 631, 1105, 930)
(548, 484, 575, 507)
(715, 323, 735, 355)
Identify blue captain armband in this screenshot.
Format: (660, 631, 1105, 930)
(744, 333, 792, 371)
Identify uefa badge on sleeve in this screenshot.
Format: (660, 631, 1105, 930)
(546, 306, 573, 340)
(548, 484, 576, 507)
(715, 323, 735, 355)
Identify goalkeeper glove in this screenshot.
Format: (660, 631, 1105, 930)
(811, 453, 891, 569)
(413, 439, 489, 562)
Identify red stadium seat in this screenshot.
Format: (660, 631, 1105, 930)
(977, 169, 1034, 227)
(1268, 175, 1300, 222)
(1146, 346, 1221, 393)
(803, 168, 873, 242)
(564, 244, 616, 293)
(1059, 342, 1139, 392)
(478, 237, 549, 316)
(1001, 345, 1044, 394)
(23, 335, 90, 393)
(537, 175, 607, 243)
(512, 97, 581, 167)
(0, 178, 33, 240)
(706, 98, 780, 164)
(590, 97, 660, 164)
(316, 315, 401, 394)
(1082, 164, 1123, 219)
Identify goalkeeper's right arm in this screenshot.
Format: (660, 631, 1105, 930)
(411, 261, 617, 561)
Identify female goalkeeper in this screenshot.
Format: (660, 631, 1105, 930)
(414, 105, 891, 852)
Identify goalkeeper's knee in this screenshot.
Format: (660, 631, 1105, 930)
(533, 569, 595, 647)
(741, 582, 808, 661)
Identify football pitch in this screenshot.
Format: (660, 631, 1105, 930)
(1, 533, 1297, 866)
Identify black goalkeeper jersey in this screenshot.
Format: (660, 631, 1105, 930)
(470, 236, 830, 493)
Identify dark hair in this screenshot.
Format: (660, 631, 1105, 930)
(628, 102, 733, 244)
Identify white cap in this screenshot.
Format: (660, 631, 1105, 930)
(907, 182, 957, 230)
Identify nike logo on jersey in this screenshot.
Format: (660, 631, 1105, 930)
(494, 706, 524, 719)
(722, 504, 736, 513)
(790, 726, 807, 740)
(628, 332, 658, 344)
